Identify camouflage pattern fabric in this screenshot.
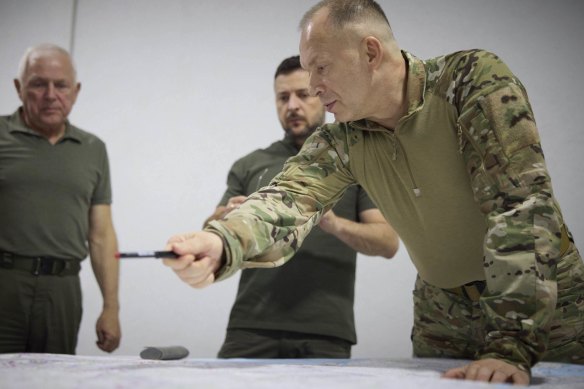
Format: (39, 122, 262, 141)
(448, 50, 582, 370)
(206, 50, 584, 372)
(412, 244, 584, 366)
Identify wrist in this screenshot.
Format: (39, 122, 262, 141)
(102, 302, 120, 312)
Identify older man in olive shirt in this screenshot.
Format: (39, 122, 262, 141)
(0, 43, 121, 354)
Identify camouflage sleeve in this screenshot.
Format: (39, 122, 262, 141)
(455, 50, 563, 369)
(205, 125, 356, 281)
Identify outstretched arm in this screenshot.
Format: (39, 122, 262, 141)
(319, 208, 398, 258)
(202, 195, 247, 227)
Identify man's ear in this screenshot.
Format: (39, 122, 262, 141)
(363, 36, 383, 69)
(13, 79, 22, 98)
(71, 82, 81, 104)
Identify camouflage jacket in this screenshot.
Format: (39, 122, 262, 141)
(207, 50, 576, 369)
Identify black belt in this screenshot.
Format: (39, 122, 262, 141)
(445, 280, 486, 302)
(0, 252, 80, 276)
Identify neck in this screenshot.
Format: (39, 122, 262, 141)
(284, 134, 306, 151)
(20, 110, 66, 144)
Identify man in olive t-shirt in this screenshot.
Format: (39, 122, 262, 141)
(203, 56, 398, 358)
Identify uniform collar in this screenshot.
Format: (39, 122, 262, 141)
(9, 108, 83, 143)
(349, 50, 426, 132)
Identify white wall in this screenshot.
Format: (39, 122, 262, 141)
(1, 0, 582, 359)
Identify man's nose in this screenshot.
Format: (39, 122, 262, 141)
(308, 75, 322, 98)
(287, 94, 301, 110)
(44, 83, 57, 99)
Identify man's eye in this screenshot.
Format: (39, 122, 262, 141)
(279, 96, 289, 103)
(29, 81, 46, 88)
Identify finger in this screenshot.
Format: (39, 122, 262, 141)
(96, 328, 105, 344)
(442, 366, 466, 380)
(511, 371, 530, 386)
(491, 370, 509, 384)
(166, 232, 195, 245)
(179, 257, 216, 288)
(464, 364, 480, 380)
(104, 332, 120, 349)
(98, 337, 112, 351)
(192, 271, 216, 289)
(96, 331, 108, 350)
(174, 257, 211, 283)
(475, 366, 496, 382)
(98, 340, 114, 352)
(215, 206, 229, 218)
(230, 196, 247, 205)
(170, 237, 210, 257)
(162, 253, 194, 270)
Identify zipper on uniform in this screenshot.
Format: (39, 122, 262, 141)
(389, 132, 421, 197)
(255, 168, 269, 191)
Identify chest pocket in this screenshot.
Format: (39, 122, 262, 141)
(457, 106, 501, 205)
(457, 83, 542, 205)
(456, 103, 527, 213)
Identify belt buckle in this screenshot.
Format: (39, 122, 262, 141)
(462, 281, 485, 302)
(32, 257, 60, 276)
(463, 284, 481, 302)
(0, 252, 15, 269)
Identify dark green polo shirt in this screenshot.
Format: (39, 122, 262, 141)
(220, 136, 375, 344)
(0, 109, 111, 259)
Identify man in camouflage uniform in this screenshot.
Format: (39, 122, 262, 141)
(163, 0, 583, 385)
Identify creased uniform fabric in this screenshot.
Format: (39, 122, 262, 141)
(206, 50, 583, 371)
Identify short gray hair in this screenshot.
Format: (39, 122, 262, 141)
(299, 0, 391, 31)
(17, 43, 77, 83)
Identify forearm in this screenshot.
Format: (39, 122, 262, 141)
(89, 226, 120, 311)
(481, 189, 561, 367)
(206, 189, 322, 281)
(477, 148, 560, 367)
(326, 217, 398, 258)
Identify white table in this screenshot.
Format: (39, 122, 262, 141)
(1, 354, 583, 388)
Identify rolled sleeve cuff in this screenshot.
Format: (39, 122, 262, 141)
(480, 336, 536, 375)
(204, 221, 244, 282)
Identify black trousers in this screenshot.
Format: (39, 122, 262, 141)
(218, 328, 352, 359)
(0, 268, 82, 354)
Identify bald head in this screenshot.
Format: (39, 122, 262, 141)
(298, 0, 407, 128)
(300, 0, 395, 44)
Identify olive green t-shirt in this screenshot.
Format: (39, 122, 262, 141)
(0, 109, 112, 259)
(219, 136, 375, 344)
